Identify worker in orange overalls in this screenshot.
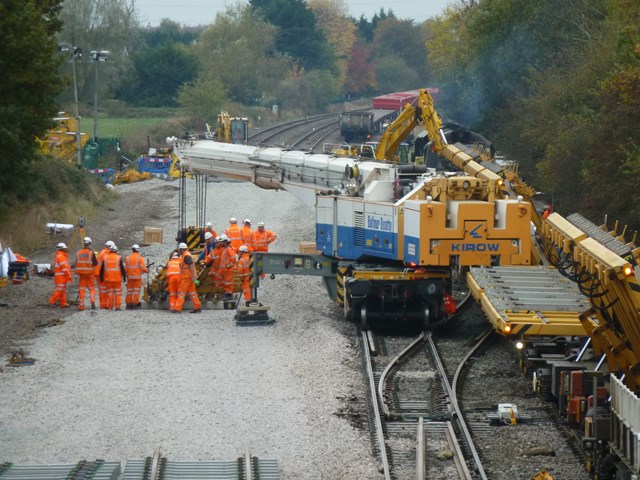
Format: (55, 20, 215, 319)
(204, 222, 217, 239)
(206, 235, 224, 289)
(219, 236, 238, 300)
(166, 252, 182, 312)
(74, 237, 98, 310)
(240, 219, 253, 251)
(174, 242, 202, 314)
(236, 245, 252, 306)
(197, 231, 216, 262)
(225, 217, 243, 251)
(251, 222, 278, 252)
(96, 240, 114, 308)
(99, 244, 127, 311)
(542, 204, 553, 220)
(49, 242, 72, 308)
(125, 244, 148, 309)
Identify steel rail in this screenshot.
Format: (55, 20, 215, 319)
(248, 113, 336, 145)
(362, 330, 392, 480)
(444, 421, 474, 479)
(377, 333, 426, 418)
(416, 417, 425, 480)
(430, 330, 493, 479)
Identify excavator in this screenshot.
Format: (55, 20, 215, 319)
(215, 111, 249, 145)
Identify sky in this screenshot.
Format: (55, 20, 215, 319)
(136, 0, 453, 27)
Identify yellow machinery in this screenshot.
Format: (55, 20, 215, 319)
(143, 227, 243, 308)
(37, 112, 89, 161)
(216, 111, 249, 145)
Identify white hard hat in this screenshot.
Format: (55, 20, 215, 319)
(106, 240, 115, 248)
(57, 242, 67, 249)
(178, 242, 188, 249)
(204, 232, 213, 240)
(132, 244, 140, 251)
(206, 222, 213, 228)
(257, 222, 265, 227)
(229, 217, 237, 223)
(219, 234, 229, 242)
(83, 237, 92, 244)
(171, 252, 179, 259)
(244, 219, 251, 224)
(215, 236, 222, 242)
(110, 245, 118, 252)
(238, 245, 249, 252)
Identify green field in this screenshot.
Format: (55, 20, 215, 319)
(81, 117, 169, 138)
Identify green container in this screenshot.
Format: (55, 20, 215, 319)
(82, 142, 100, 169)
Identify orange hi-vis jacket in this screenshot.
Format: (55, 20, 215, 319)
(53, 250, 72, 284)
(75, 248, 96, 275)
(96, 247, 110, 276)
(166, 258, 181, 277)
(237, 253, 250, 278)
(240, 225, 253, 250)
(225, 224, 242, 250)
(180, 250, 195, 280)
(103, 253, 124, 283)
(204, 226, 218, 238)
(220, 245, 237, 269)
(251, 228, 277, 252)
(125, 252, 148, 280)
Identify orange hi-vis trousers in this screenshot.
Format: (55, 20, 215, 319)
(125, 279, 143, 305)
(77, 274, 96, 310)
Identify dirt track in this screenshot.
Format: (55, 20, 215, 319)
(0, 180, 179, 359)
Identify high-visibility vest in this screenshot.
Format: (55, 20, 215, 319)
(125, 252, 147, 280)
(225, 224, 242, 249)
(96, 247, 109, 276)
(204, 227, 217, 238)
(251, 229, 277, 252)
(166, 258, 181, 277)
(54, 251, 70, 279)
(75, 248, 94, 275)
(237, 254, 250, 278)
(103, 253, 123, 283)
(220, 246, 237, 268)
(240, 226, 253, 250)
(180, 250, 194, 279)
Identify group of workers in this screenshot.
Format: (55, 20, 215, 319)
(167, 218, 277, 313)
(48, 238, 148, 311)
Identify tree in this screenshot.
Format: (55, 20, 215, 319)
(274, 69, 338, 113)
(308, 0, 356, 94)
(194, 5, 291, 105)
(345, 40, 377, 96)
(355, 8, 395, 43)
(177, 75, 228, 121)
(374, 55, 420, 93)
(114, 20, 202, 108)
(0, 0, 64, 205)
(372, 17, 429, 87)
(57, 0, 140, 105)
(250, 0, 335, 71)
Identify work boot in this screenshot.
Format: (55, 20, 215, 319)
(91, 302, 96, 310)
(190, 309, 201, 314)
(136, 303, 142, 309)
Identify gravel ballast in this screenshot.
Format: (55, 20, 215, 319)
(0, 179, 380, 479)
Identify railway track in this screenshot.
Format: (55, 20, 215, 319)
(362, 327, 483, 479)
(248, 113, 337, 147)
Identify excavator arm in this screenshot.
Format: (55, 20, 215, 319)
(375, 90, 446, 162)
